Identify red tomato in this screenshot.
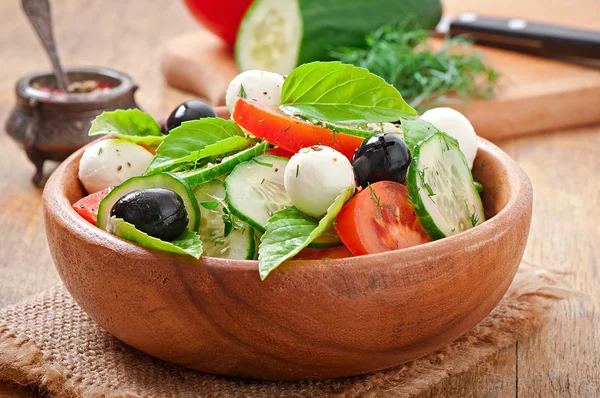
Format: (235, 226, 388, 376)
(336, 181, 431, 256)
(266, 147, 295, 158)
(182, 0, 253, 47)
(72, 187, 112, 225)
(293, 245, 353, 260)
(233, 99, 365, 161)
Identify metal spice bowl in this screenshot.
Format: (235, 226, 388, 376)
(5, 67, 139, 185)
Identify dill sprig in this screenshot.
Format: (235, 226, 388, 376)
(331, 20, 498, 112)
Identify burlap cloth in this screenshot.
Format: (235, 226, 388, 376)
(0, 263, 569, 398)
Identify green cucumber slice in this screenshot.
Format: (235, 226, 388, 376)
(225, 155, 292, 233)
(175, 142, 270, 187)
(235, 0, 302, 74)
(407, 132, 485, 240)
(295, 114, 403, 139)
(193, 180, 256, 260)
(236, 0, 442, 73)
(324, 121, 403, 139)
(97, 173, 200, 232)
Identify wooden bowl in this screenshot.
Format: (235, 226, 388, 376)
(43, 136, 532, 381)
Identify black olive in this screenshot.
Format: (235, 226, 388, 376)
(111, 188, 188, 241)
(166, 100, 217, 132)
(352, 133, 410, 188)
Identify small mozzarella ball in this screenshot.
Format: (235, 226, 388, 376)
(284, 146, 355, 218)
(78, 139, 153, 194)
(420, 107, 478, 169)
(226, 70, 284, 116)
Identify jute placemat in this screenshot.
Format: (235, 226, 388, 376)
(0, 263, 568, 398)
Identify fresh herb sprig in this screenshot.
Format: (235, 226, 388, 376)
(331, 21, 498, 112)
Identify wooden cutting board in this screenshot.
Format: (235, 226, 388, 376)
(161, 0, 600, 141)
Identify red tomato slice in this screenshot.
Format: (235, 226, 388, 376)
(233, 99, 365, 161)
(72, 187, 112, 225)
(336, 181, 431, 256)
(293, 245, 353, 261)
(266, 147, 295, 158)
(182, 0, 253, 47)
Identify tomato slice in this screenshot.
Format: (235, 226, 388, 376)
(233, 99, 364, 161)
(266, 147, 294, 158)
(336, 181, 431, 256)
(293, 245, 353, 260)
(72, 187, 112, 225)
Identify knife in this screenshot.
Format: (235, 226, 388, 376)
(435, 13, 600, 61)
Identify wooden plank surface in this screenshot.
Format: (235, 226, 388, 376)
(443, 0, 600, 140)
(509, 126, 600, 397)
(0, 0, 598, 396)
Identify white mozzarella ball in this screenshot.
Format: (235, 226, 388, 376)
(226, 70, 284, 115)
(420, 107, 478, 169)
(284, 146, 355, 218)
(78, 139, 154, 193)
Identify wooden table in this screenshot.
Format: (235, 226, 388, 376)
(0, 1, 598, 396)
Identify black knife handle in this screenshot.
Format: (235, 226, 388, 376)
(449, 14, 600, 59)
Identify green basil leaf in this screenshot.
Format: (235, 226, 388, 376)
(89, 109, 164, 146)
(258, 186, 354, 280)
(107, 217, 203, 259)
(400, 117, 441, 151)
(280, 61, 416, 123)
(146, 118, 250, 174)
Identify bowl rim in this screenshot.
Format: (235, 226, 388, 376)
(44, 136, 532, 272)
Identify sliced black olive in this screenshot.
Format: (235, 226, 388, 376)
(352, 133, 410, 188)
(111, 188, 188, 241)
(166, 100, 217, 132)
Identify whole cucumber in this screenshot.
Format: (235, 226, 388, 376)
(235, 0, 442, 74)
(297, 0, 442, 64)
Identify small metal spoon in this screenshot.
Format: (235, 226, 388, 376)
(22, 0, 69, 90)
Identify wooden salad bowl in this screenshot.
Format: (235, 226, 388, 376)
(43, 132, 533, 380)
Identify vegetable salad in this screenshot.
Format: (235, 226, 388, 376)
(73, 61, 485, 279)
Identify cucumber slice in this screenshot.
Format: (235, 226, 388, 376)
(175, 142, 270, 187)
(97, 173, 200, 232)
(225, 155, 292, 233)
(324, 121, 403, 139)
(193, 180, 256, 260)
(295, 114, 402, 139)
(407, 132, 485, 240)
(235, 0, 302, 74)
(236, 0, 442, 73)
